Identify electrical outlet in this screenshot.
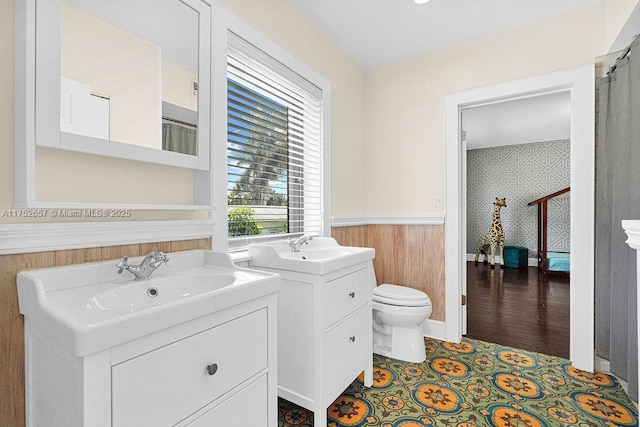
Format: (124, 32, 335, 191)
(191, 80, 198, 97)
(435, 198, 443, 210)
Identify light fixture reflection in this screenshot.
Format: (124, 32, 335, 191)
(414, 0, 431, 4)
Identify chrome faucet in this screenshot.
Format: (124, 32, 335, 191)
(116, 252, 169, 281)
(289, 235, 313, 253)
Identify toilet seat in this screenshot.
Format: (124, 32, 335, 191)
(372, 284, 432, 307)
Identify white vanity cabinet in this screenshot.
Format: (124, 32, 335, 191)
(250, 260, 375, 426)
(24, 296, 277, 427)
(18, 249, 282, 427)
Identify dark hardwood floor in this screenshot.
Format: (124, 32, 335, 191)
(465, 261, 570, 358)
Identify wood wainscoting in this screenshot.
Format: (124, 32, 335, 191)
(332, 224, 445, 322)
(0, 238, 211, 427)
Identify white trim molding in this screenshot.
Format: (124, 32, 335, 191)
(594, 356, 630, 394)
(332, 216, 445, 227)
(622, 219, 640, 399)
(0, 220, 214, 255)
(623, 220, 640, 250)
(210, 2, 332, 251)
(422, 319, 446, 341)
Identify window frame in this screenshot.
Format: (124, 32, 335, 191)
(210, 6, 331, 253)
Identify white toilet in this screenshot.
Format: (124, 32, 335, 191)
(372, 284, 432, 363)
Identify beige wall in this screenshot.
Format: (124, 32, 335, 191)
(605, 0, 640, 51)
(364, 2, 607, 217)
(3, 0, 639, 221)
(62, 5, 161, 149)
(163, 61, 198, 111)
(1, 0, 366, 222)
(36, 148, 196, 206)
(0, 0, 14, 213)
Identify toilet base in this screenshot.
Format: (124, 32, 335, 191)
(372, 324, 426, 363)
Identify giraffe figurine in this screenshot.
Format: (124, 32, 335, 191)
(474, 197, 507, 269)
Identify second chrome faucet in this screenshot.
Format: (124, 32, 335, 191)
(289, 235, 313, 253)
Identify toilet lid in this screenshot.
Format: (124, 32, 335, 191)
(372, 284, 431, 307)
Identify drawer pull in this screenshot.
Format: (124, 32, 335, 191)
(349, 336, 356, 343)
(206, 363, 218, 376)
(349, 292, 355, 298)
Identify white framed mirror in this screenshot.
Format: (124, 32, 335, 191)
(15, 0, 213, 210)
(35, 0, 210, 170)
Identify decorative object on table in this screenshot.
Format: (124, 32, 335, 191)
(474, 197, 507, 269)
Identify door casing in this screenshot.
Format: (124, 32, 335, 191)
(444, 65, 595, 372)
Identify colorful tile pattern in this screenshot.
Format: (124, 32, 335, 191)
(278, 337, 638, 427)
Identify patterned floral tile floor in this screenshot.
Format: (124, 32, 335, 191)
(278, 337, 638, 427)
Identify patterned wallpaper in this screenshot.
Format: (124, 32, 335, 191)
(466, 139, 570, 257)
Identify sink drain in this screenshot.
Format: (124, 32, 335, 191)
(147, 287, 159, 298)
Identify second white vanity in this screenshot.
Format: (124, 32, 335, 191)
(18, 250, 280, 427)
(249, 237, 375, 426)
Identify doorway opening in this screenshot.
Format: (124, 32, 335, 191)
(461, 92, 571, 358)
(444, 65, 595, 372)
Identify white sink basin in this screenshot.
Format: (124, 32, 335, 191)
(18, 250, 280, 357)
(81, 272, 237, 312)
(248, 237, 374, 274)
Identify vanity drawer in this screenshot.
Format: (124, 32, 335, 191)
(322, 267, 371, 328)
(187, 374, 268, 426)
(112, 309, 268, 427)
(323, 306, 370, 398)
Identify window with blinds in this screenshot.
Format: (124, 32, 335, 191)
(227, 33, 323, 249)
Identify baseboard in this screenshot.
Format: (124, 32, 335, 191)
(595, 356, 631, 397)
(594, 355, 610, 373)
(422, 319, 446, 341)
(466, 253, 538, 267)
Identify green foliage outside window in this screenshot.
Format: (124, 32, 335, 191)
(228, 208, 263, 237)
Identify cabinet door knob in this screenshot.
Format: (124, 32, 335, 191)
(349, 336, 356, 342)
(349, 291, 355, 298)
(206, 363, 218, 376)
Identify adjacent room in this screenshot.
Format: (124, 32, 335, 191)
(463, 92, 572, 358)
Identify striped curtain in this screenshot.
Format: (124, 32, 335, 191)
(595, 36, 640, 400)
(162, 123, 197, 156)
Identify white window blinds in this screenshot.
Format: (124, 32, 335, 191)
(227, 33, 323, 248)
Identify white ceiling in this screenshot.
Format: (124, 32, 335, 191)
(462, 91, 571, 150)
(289, 0, 601, 69)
